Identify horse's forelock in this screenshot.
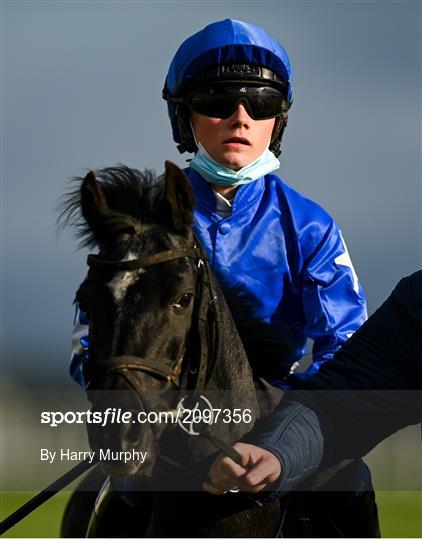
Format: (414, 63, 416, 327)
(58, 165, 164, 249)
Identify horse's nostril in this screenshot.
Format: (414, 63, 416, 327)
(124, 421, 142, 445)
(118, 408, 147, 447)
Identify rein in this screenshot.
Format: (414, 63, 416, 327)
(0, 457, 98, 535)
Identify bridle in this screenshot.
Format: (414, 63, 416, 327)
(86, 240, 245, 466)
(86, 241, 218, 392)
(87, 248, 199, 272)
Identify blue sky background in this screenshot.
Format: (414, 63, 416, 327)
(2, 0, 421, 383)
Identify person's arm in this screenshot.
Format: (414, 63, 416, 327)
(291, 221, 367, 382)
(205, 271, 422, 494)
(202, 399, 323, 495)
(245, 271, 422, 490)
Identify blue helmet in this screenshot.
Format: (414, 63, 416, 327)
(163, 19, 293, 156)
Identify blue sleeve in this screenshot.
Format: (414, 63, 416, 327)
(294, 220, 367, 380)
(69, 302, 90, 387)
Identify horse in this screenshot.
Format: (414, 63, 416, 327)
(59, 161, 292, 537)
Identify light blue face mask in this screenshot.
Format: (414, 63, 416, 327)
(190, 142, 280, 187)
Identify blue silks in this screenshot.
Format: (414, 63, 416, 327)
(187, 168, 367, 385)
(70, 170, 367, 388)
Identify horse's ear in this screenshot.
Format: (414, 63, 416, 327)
(80, 170, 141, 243)
(163, 161, 195, 233)
(80, 170, 109, 226)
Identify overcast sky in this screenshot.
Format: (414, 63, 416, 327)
(2, 1, 421, 383)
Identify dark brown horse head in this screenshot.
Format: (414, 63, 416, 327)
(62, 162, 200, 477)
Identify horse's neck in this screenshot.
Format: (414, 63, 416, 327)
(207, 291, 257, 388)
(201, 277, 260, 440)
(169, 271, 260, 464)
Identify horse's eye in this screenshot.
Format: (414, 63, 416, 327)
(172, 293, 193, 311)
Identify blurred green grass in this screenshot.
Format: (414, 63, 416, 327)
(377, 491, 422, 538)
(0, 492, 71, 538)
(1, 490, 421, 537)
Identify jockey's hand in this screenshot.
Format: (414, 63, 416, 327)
(203, 442, 282, 495)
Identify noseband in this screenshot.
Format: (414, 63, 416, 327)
(86, 242, 218, 391)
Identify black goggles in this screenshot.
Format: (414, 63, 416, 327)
(167, 84, 286, 120)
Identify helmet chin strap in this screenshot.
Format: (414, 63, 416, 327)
(270, 116, 283, 157)
(190, 119, 200, 150)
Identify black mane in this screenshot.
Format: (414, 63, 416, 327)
(58, 165, 164, 248)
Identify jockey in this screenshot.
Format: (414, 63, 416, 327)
(70, 19, 379, 537)
(72, 18, 367, 391)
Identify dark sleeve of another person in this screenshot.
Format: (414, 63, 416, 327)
(244, 270, 422, 491)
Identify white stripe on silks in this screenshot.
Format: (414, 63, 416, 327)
(334, 232, 360, 294)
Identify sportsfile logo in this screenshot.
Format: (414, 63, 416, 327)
(40, 397, 252, 432)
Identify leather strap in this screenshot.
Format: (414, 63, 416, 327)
(87, 248, 202, 272)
